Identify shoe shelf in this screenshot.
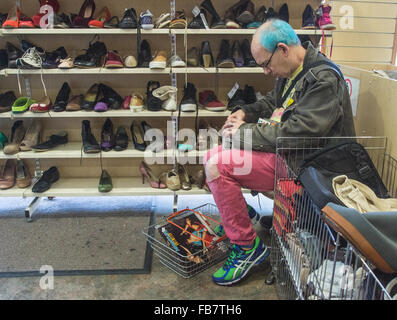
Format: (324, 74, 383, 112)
(0, 143, 207, 160)
(0, 68, 173, 76)
(0, 67, 265, 75)
(173, 67, 264, 73)
(0, 28, 332, 36)
(15, 177, 251, 198)
(0, 110, 231, 119)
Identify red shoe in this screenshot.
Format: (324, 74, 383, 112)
(33, 0, 60, 27)
(30, 96, 52, 113)
(199, 90, 226, 111)
(72, 0, 96, 28)
(123, 95, 132, 109)
(2, 5, 20, 29)
(88, 6, 111, 28)
(104, 51, 124, 68)
(19, 15, 35, 28)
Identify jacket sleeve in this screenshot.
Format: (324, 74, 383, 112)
(232, 70, 343, 153)
(237, 88, 277, 123)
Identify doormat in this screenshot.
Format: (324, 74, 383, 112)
(0, 210, 154, 277)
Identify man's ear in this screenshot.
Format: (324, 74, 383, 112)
(278, 43, 289, 55)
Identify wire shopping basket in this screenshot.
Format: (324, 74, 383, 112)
(269, 136, 396, 300)
(142, 203, 230, 278)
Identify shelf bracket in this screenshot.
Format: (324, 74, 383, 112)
(24, 196, 41, 222)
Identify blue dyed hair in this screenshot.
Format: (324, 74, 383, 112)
(259, 19, 301, 52)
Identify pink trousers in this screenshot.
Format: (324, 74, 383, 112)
(203, 145, 276, 246)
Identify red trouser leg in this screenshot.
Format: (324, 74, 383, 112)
(203, 145, 276, 246)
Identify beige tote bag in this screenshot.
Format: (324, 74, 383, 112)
(332, 175, 397, 213)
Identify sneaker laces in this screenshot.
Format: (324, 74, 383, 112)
(17, 47, 47, 97)
(223, 245, 244, 270)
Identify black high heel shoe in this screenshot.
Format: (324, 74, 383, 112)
(114, 126, 128, 151)
(100, 118, 114, 152)
(81, 83, 101, 111)
(130, 120, 146, 151)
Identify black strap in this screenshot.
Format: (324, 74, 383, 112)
(280, 60, 344, 107)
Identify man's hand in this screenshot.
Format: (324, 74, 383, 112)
(227, 109, 245, 122)
(221, 119, 245, 137)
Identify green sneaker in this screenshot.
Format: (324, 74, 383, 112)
(212, 236, 270, 285)
(0, 132, 8, 149)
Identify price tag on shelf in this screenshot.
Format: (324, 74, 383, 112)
(227, 82, 240, 99)
(192, 6, 201, 17)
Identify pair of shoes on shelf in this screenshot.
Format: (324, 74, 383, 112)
(199, 90, 226, 111)
(164, 163, 192, 191)
(131, 120, 155, 152)
(227, 84, 256, 110)
(0, 159, 31, 189)
(123, 94, 144, 112)
(3, 120, 25, 155)
(2, 5, 38, 29)
(31, 131, 68, 152)
(152, 86, 177, 111)
(100, 118, 128, 152)
(139, 161, 192, 190)
(74, 39, 107, 68)
(81, 83, 123, 112)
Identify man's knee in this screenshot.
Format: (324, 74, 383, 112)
(204, 157, 221, 182)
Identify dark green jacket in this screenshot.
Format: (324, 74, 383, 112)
(233, 42, 356, 153)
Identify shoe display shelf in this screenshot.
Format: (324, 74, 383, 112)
(0, 109, 231, 119)
(0, 27, 332, 36)
(0, 0, 333, 213)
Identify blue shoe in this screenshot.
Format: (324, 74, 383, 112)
(212, 236, 270, 285)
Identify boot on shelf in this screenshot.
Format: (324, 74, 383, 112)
(200, 0, 225, 29)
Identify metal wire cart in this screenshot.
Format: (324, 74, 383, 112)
(143, 203, 230, 278)
(269, 136, 397, 300)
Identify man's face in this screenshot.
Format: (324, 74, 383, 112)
(251, 39, 290, 78)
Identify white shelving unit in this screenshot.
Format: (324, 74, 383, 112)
(0, 0, 334, 220)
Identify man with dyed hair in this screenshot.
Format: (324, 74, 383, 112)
(204, 19, 355, 286)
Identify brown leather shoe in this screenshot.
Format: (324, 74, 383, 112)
(66, 94, 83, 111)
(0, 159, 16, 190)
(4, 120, 25, 155)
(16, 159, 31, 188)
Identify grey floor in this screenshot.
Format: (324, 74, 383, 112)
(0, 194, 278, 300)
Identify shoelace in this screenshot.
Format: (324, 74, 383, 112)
(17, 47, 47, 97)
(223, 246, 243, 270)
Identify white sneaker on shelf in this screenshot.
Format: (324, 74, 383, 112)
(162, 93, 177, 111)
(169, 55, 186, 68)
(152, 86, 178, 111)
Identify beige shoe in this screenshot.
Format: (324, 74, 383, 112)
(149, 51, 167, 69)
(129, 93, 144, 112)
(164, 169, 181, 191)
(155, 13, 171, 28)
(58, 57, 74, 69)
(0, 159, 16, 190)
(66, 94, 83, 111)
(20, 120, 41, 151)
(4, 120, 25, 155)
(16, 159, 31, 188)
(124, 55, 137, 68)
(176, 163, 191, 190)
(152, 86, 177, 101)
